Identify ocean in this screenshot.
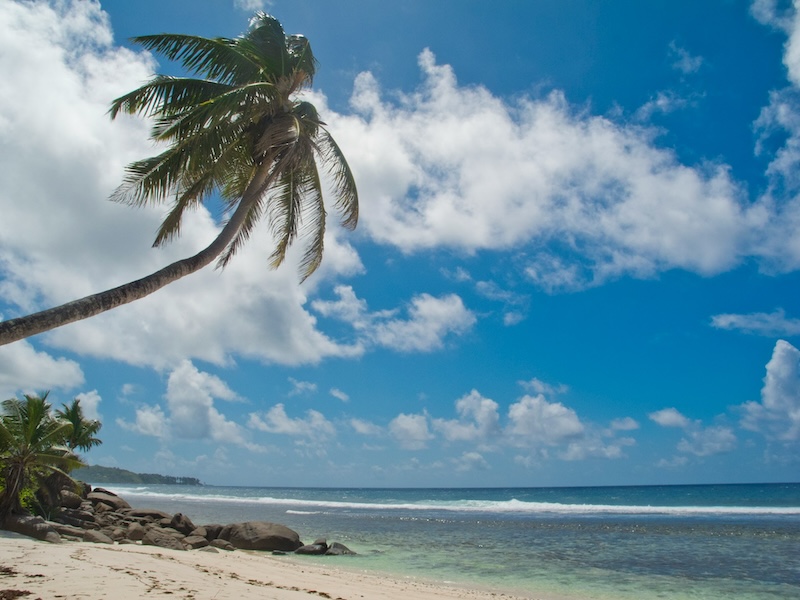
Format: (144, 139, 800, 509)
(96, 483, 800, 600)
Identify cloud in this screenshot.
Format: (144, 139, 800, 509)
(389, 413, 433, 450)
(164, 361, 243, 442)
(0, 340, 84, 398)
(560, 435, 636, 461)
(329, 49, 760, 292)
(288, 378, 318, 397)
(234, 0, 269, 12)
(711, 308, 800, 336)
(474, 281, 530, 325)
(649, 407, 692, 428)
(635, 91, 692, 121)
(506, 394, 585, 445)
(330, 388, 350, 402)
(453, 451, 489, 472)
(75, 390, 102, 421)
(518, 378, 569, 396)
(350, 418, 383, 436)
(118, 404, 169, 439)
(650, 407, 736, 457)
(248, 404, 336, 439)
(432, 390, 501, 442)
(740, 339, 800, 442)
(609, 417, 640, 431)
(117, 360, 259, 450)
(668, 41, 704, 74)
(751, 0, 800, 86)
(313, 285, 476, 352)
(677, 426, 737, 457)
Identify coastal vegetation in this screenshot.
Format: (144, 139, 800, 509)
(73, 465, 201, 486)
(0, 392, 96, 524)
(0, 12, 358, 346)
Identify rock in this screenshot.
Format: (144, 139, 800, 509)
(199, 546, 219, 553)
(326, 542, 357, 556)
(4, 515, 61, 543)
(93, 502, 115, 514)
(60, 490, 84, 509)
(126, 522, 146, 541)
(128, 508, 171, 521)
(158, 517, 173, 528)
(203, 524, 224, 540)
(87, 491, 131, 511)
(142, 529, 186, 551)
(218, 521, 302, 552)
(209, 539, 235, 551)
(189, 526, 207, 539)
(83, 530, 114, 544)
(48, 522, 85, 538)
(158, 527, 187, 539)
(183, 535, 209, 549)
(52, 507, 96, 528)
(170, 513, 196, 535)
(295, 544, 327, 555)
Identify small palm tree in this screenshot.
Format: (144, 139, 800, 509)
(0, 12, 358, 346)
(0, 392, 83, 524)
(55, 399, 102, 453)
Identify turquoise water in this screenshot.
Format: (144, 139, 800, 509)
(99, 483, 800, 600)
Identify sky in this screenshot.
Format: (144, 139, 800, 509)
(1, 0, 799, 488)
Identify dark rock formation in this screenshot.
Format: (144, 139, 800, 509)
(4, 515, 61, 543)
(170, 513, 196, 535)
(142, 528, 187, 551)
(2, 480, 356, 557)
(87, 490, 131, 511)
(83, 530, 114, 544)
(296, 543, 327, 555)
(218, 521, 302, 551)
(325, 542, 357, 556)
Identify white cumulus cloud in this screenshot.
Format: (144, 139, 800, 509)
(711, 308, 800, 337)
(0, 340, 84, 398)
(432, 390, 501, 442)
(329, 49, 761, 291)
(248, 404, 336, 439)
(506, 394, 585, 446)
(313, 285, 476, 352)
(741, 339, 800, 442)
(389, 413, 434, 450)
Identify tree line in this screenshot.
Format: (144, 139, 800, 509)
(73, 465, 202, 486)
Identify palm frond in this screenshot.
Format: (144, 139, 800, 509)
(131, 34, 261, 84)
(109, 77, 232, 119)
(150, 81, 280, 143)
(317, 127, 359, 230)
(216, 192, 266, 268)
(296, 164, 326, 280)
(112, 118, 250, 208)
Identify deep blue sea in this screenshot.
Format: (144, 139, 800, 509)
(98, 483, 800, 600)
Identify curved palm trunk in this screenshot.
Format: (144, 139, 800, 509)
(0, 165, 270, 347)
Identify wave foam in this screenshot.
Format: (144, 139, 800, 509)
(102, 488, 800, 517)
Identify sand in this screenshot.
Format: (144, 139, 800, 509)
(0, 532, 534, 600)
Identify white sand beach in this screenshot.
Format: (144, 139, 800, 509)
(0, 532, 536, 600)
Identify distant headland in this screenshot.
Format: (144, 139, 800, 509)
(73, 465, 202, 486)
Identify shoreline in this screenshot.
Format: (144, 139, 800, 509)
(0, 531, 545, 600)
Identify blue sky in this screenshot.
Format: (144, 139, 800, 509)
(1, 0, 799, 487)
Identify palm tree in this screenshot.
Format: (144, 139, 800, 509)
(0, 13, 358, 347)
(0, 392, 82, 524)
(55, 399, 102, 453)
